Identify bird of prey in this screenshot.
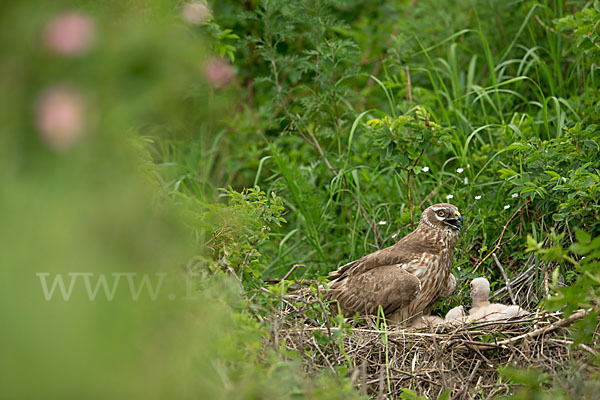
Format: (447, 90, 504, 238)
(326, 203, 463, 325)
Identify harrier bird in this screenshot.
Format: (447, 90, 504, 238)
(326, 203, 462, 324)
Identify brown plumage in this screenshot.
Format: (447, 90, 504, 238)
(326, 203, 462, 324)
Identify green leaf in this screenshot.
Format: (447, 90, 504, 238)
(572, 311, 598, 345)
(552, 213, 566, 221)
(506, 142, 529, 151)
(545, 170, 561, 180)
(525, 235, 540, 252)
(498, 168, 518, 178)
(575, 229, 592, 244)
(437, 390, 451, 400)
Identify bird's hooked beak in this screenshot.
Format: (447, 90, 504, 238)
(447, 210, 463, 231)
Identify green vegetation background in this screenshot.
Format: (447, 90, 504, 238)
(1, 0, 600, 398)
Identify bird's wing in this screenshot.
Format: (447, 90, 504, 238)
(327, 244, 419, 282)
(327, 264, 421, 316)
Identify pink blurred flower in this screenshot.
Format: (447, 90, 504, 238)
(43, 12, 96, 56)
(35, 86, 86, 151)
(182, 2, 212, 25)
(202, 58, 235, 87)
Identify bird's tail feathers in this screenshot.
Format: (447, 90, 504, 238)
(327, 260, 357, 281)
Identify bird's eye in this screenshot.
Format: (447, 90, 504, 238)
(437, 210, 445, 217)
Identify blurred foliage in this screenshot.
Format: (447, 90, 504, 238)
(179, 185, 286, 287)
(0, 0, 363, 398)
(498, 363, 600, 399)
(527, 229, 600, 343)
(4, 0, 600, 398)
(557, 1, 600, 60)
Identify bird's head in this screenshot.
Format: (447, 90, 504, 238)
(420, 203, 463, 233)
(470, 277, 490, 301)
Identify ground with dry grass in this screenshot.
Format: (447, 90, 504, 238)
(264, 284, 597, 399)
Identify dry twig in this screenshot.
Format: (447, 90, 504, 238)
(473, 200, 530, 273)
(492, 253, 516, 305)
(264, 285, 599, 399)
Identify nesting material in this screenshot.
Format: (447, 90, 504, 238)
(266, 284, 597, 400)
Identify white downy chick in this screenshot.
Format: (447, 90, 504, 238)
(467, 277, 525, 322)
(410, 315, 445, 329)
(445, 305, 467, 324)
(497, 304, 526, 319)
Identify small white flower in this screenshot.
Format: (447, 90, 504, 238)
(456, 168, 464, 174)
(391, 233, 398, 239)
(464, 177, 469, 184)
(446, 194, 454, 200)
(504, 205, 510, 210)
(422, 166, 430, 172)
(511, 193, 519, 198)
(378, 220, 387, 225)
(457, 267, 462, 271)
(467, 164, 470, 168)
(475, 195, 482, 200)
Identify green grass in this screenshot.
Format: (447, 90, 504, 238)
(5, 0, 599, 398)
(164, 0, 600, 396)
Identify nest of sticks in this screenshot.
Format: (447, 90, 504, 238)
(265, 283, 599, 399)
